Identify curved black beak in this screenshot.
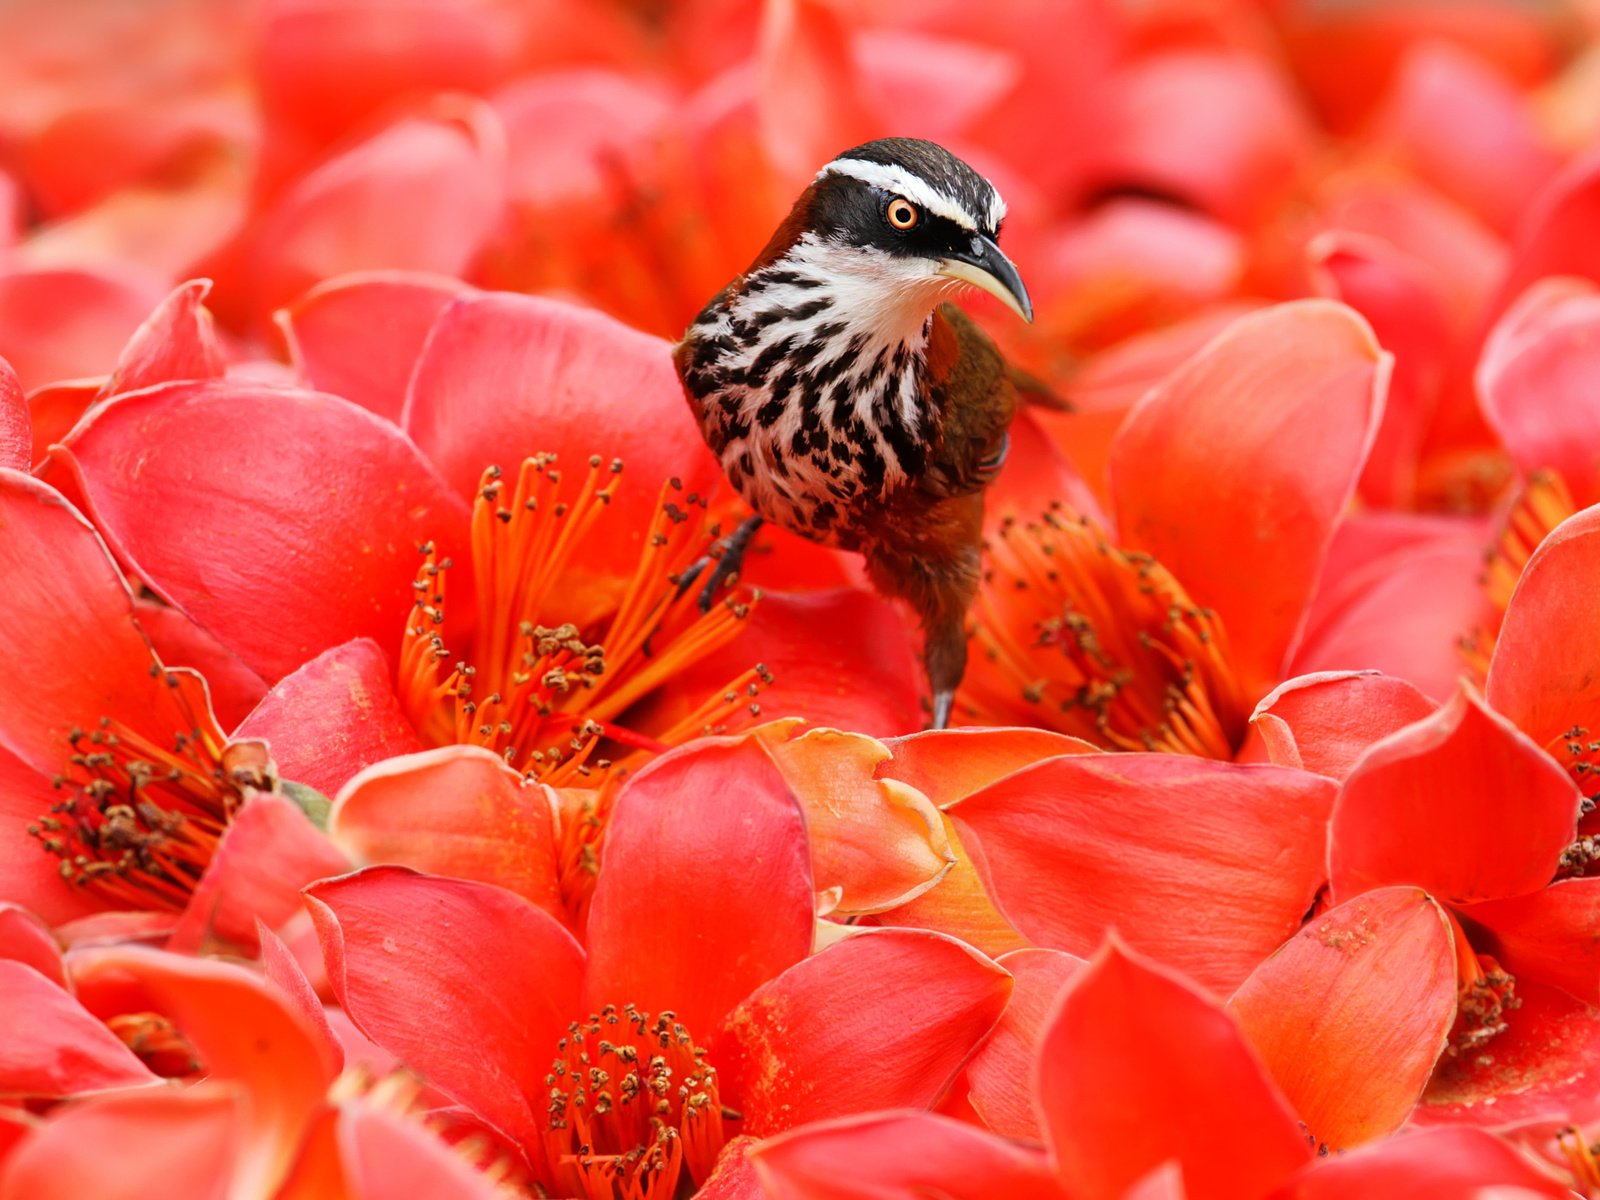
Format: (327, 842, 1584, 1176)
(936, 233, 1033, 323)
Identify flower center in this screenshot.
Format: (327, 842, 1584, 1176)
(28, 670, 272, 912)
(399, 454, 769, 787)
(542, 1004, 731, 1200)
(1444, 910, 1520, 1061)
(963, 505, 1249, 757)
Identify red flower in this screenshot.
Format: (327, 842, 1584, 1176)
(305, 735, 1011, 1197)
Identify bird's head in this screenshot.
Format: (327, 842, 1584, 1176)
(748, 137, 1032, 345)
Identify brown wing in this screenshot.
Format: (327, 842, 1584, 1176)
(917, 302, 1020, 499)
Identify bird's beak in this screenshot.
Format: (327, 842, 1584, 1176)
(936, 234, 1034, 324)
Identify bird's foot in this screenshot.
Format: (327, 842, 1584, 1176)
(676, 514, 765, 613)
(930, 689, 954, 731)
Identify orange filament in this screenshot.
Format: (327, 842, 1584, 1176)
(1460, 470, 1577, 678)
(106, 1012, 202, 1078)
(964, 505, 1249, 757)
(399, 455, 767, 785)
(27, 674, 272, 912)
(1556, 1127, 1600, 1191)
(1444, 909, 1519, 1060)
(542, 1004, 731, 1200)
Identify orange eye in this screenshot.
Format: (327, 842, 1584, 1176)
(886, 198, 919, 230)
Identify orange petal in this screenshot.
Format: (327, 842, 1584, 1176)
(1228, 887, 1455, 1151)
(963, 947, 1084, 1140)
(752, 723, 952, 916)
(1330, 687, 1581, 905)
(873, 810, 1029, 960)
(951, 754, 1334, 994)
(878, 727, 1099, 810)
(1038, 940, 1311, 1200)
(1487, 504, 1600, 748)
(1109, 301, 1389, 701)
(714, 928, 1011, 1135)
(1243, 671, 1438, 780)
(329, 745, 563, 919)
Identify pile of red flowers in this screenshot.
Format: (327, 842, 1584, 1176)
(5, 0, 1600, 1196)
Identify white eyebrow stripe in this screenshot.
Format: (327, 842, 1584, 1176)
(818, 157, 986, 233)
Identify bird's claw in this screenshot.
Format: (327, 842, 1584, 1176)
(676, 514, 764, 613)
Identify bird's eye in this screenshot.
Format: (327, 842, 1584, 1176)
(886, 197, 920, 230)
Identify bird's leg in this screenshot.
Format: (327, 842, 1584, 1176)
(676, 514, 765, 612)
(864, 530, 980, 732)
(923, 615, 968, 732)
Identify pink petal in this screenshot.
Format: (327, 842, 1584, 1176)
(97, 279, 226, 400)
(1329, 688, 1581, 905)
(53, 380, 470, 683)
(227, 102, 505, 330)
(0, 357, 28, 470)
(1492, 147, 1600, 321)
(963, 947, 1084, 1140)
(333, 1103, 506, 1200)
(1465, 878, 1600, 1005)
(1243, 671, 1439, 780)
(1273, 1126, 1572, 1198)
(167, 794, 350, 956)
(256, 924, 343, 1080)
(1487, 504, 1600, 749)
(1228, 887, 1456, 1151)
(305, 866, 584, 1159)
(951, 754, 1334, 995)
(1109, 301, 1389, 701)
(1418, 978, 1600, 1129)
(329, 746, 562, 918)
(233, 639, 424, 799)
(0, 1085, 241, 1200)
(0, 960, 156, 1096)
(0, 267, 167, 390)
(584, 736, 813, 1037)
(275, 270, 468, 423)
(402, 291, 718, 624)
(133, 599, 268, 732)
(0, 903, 64, 985)
(751, 1111, 1067, 1200)
(1478, 278, 1600, 504)
(715, 928, 1011, 1135)
(878, 727, 1099, 810)
(1038, 940, 1311, 1200)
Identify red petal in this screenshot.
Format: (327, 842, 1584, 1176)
(695, 1136, 766, 1200)
(584, 736, 813, 1036)
(22, 380, 98, 470)
(0, 267, 167, 390)
(716, 928, 1011, 1135)
(227, 103, 504, 329)
(0, 744, 100, 924)
(664, 589, 924, 738)
(305, 866, 584, 1157)
(1465, 878, 1600, 1005)
(97, 279, 226, 400)
(54, 381, 470, 683)
(1479, 279, 1600, 504)
(964, 947, 1084, 1140)
(402, 291, 718, 624)
(1109, 301, 1388, 700)
(233, 639, 424, 799)
(751, 1112, 1067, 1200)
(1329, 688, 1581, 905)
(1038, 941, 1311, 1200)
(68, 944, 335, 1192)
(276, 270, 468, 424)
(167, 794, 350, 956)
(951, 755, 1334, 995)
(878, 727, 1099, 810)
(133, 599, 268, 732)
(329, 746, 562, 919)
(333, 1103, 505, 1200)
(0, 357, 28, 470)
(0, 470, 193, 776)
(755, 0, 877, 181)
(1487, 504, 1600, 747)
(753, 724, 951, 916)
(0, 960, 156, 1096)
(0, 903, 64, 986)
(257, 924, 343, 1081)
(1493, 148, 1600, 321)
(1273, 1126, 1572, 1198)
(1228, 887, 1455, 1151)
(0, 1085, 241, 1200)
(1243, 671, 1438, 780)
(1418, 979, 1600, 1127)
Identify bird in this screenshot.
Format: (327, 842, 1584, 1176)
(673, 136, 1048, 730)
